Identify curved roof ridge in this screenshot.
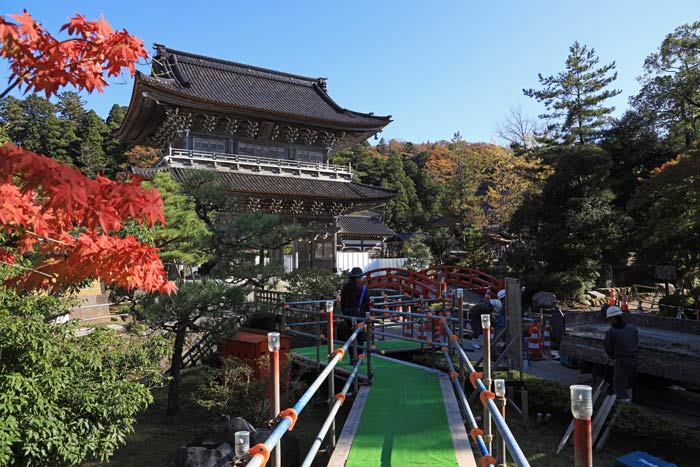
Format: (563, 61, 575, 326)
(156, 45, 321, 85)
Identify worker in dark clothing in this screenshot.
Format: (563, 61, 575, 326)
(469, 298, 502, 349)
(340, 267, 370, 362)
(604, 306, 639, 402)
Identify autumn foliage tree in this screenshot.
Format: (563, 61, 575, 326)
(0, 11, 174, 295)
(0, 11, 175, 466)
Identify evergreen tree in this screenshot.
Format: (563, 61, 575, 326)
(76, 109, 109, 177)
(633, 21, 700, 149)
(524, 41, 621, 145)
(56, 91, 86, 125)
(56, 91, 84, 163)
(404, 158, 444, 227)
(103, 104, 130, 174)
(628, 150, 700, 282)
(443, 159, 485, 230)
(381, 151, 422, 231)
(0, 96, 24, 144)
(179, 170, 302, 287)
(19, 95, 67, 158)
(509, 145, 621, 297)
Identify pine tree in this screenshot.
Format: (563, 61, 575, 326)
(524, 41, 621, 145)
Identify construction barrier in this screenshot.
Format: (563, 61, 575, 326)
(527, 323, 542, 361)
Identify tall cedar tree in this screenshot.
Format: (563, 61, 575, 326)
(524, 41, 621, 145)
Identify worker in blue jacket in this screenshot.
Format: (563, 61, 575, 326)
(340, 267, 370, 362)
(604, 306, 639, 402)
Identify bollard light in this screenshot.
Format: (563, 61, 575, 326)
(326, 300, 334, 313)
(268, 332, 281, 352)
(494, 379, 506, 397)
(456, 288, 463, 299)
(234, 431, 250, 459)
(481, 313, 491, 328)
(570, 385, 593, 420)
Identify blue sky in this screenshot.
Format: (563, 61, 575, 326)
(4, 1, 700, 144)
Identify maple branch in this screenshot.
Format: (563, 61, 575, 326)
(22, 228, 73, 246)
(0, 260, 54, 278)
(0, 74, 26, 99)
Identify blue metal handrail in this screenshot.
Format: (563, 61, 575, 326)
(442, 322, 530, 467)
(300, 358, 365, 467)
(245, 325, 364, 467)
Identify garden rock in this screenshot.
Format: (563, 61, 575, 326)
(587, 290, 606, 299)
(173, 443, 232, 467)
(189, 416, 256, 449)
(532, 292, 557, 310)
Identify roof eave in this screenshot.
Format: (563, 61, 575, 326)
(141, 81, 391, 132)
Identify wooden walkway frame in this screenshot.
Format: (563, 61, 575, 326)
(556, 380, 609, 454)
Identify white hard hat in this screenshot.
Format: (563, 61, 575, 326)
(606, 306, 623, 318)
(489, 299, 502, 311)
(497, 289, 506, 300)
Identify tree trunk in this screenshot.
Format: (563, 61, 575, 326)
(167, 323, 187, 416)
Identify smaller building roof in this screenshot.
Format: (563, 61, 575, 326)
(134, 166, 396, 204)
(337, 215, 395, 237)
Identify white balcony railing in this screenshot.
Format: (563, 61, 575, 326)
(166, 148, 353, 180)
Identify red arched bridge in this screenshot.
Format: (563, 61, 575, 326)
(363, 264, 504, 298)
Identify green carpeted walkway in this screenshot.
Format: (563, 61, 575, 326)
(294, 344, 459, 466)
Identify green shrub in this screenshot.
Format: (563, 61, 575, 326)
(523, 270, 596, 300)
(522, 377, 570, 416)
(194, 356, 308, 426)
(658, 294, 696, 317)
(549, 271, 597, 300)
(613, 403, 700, 452)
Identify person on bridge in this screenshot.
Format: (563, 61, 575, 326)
(469, 297, 502, 349)
(604, 306, 639, 402)
(340, 267, 370, 362)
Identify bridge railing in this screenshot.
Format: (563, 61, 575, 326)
(421, 264, 504, 295)
(364, 267, 439, 298)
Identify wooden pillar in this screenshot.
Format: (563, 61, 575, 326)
(292, 216, 299, 270)
(332, 217, 338, 272)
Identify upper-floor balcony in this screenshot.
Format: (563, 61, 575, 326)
(163, 148, 354, 181)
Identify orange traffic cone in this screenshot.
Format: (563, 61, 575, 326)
(620, 296, 629, 312)
(403, 317, 412, 337)
(417, 320, 426, 340)
(398, 305, 405, 322)
(527, 323, 542, 361)
(542, 321, 552, 359)
(608, 291, 616, 306)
